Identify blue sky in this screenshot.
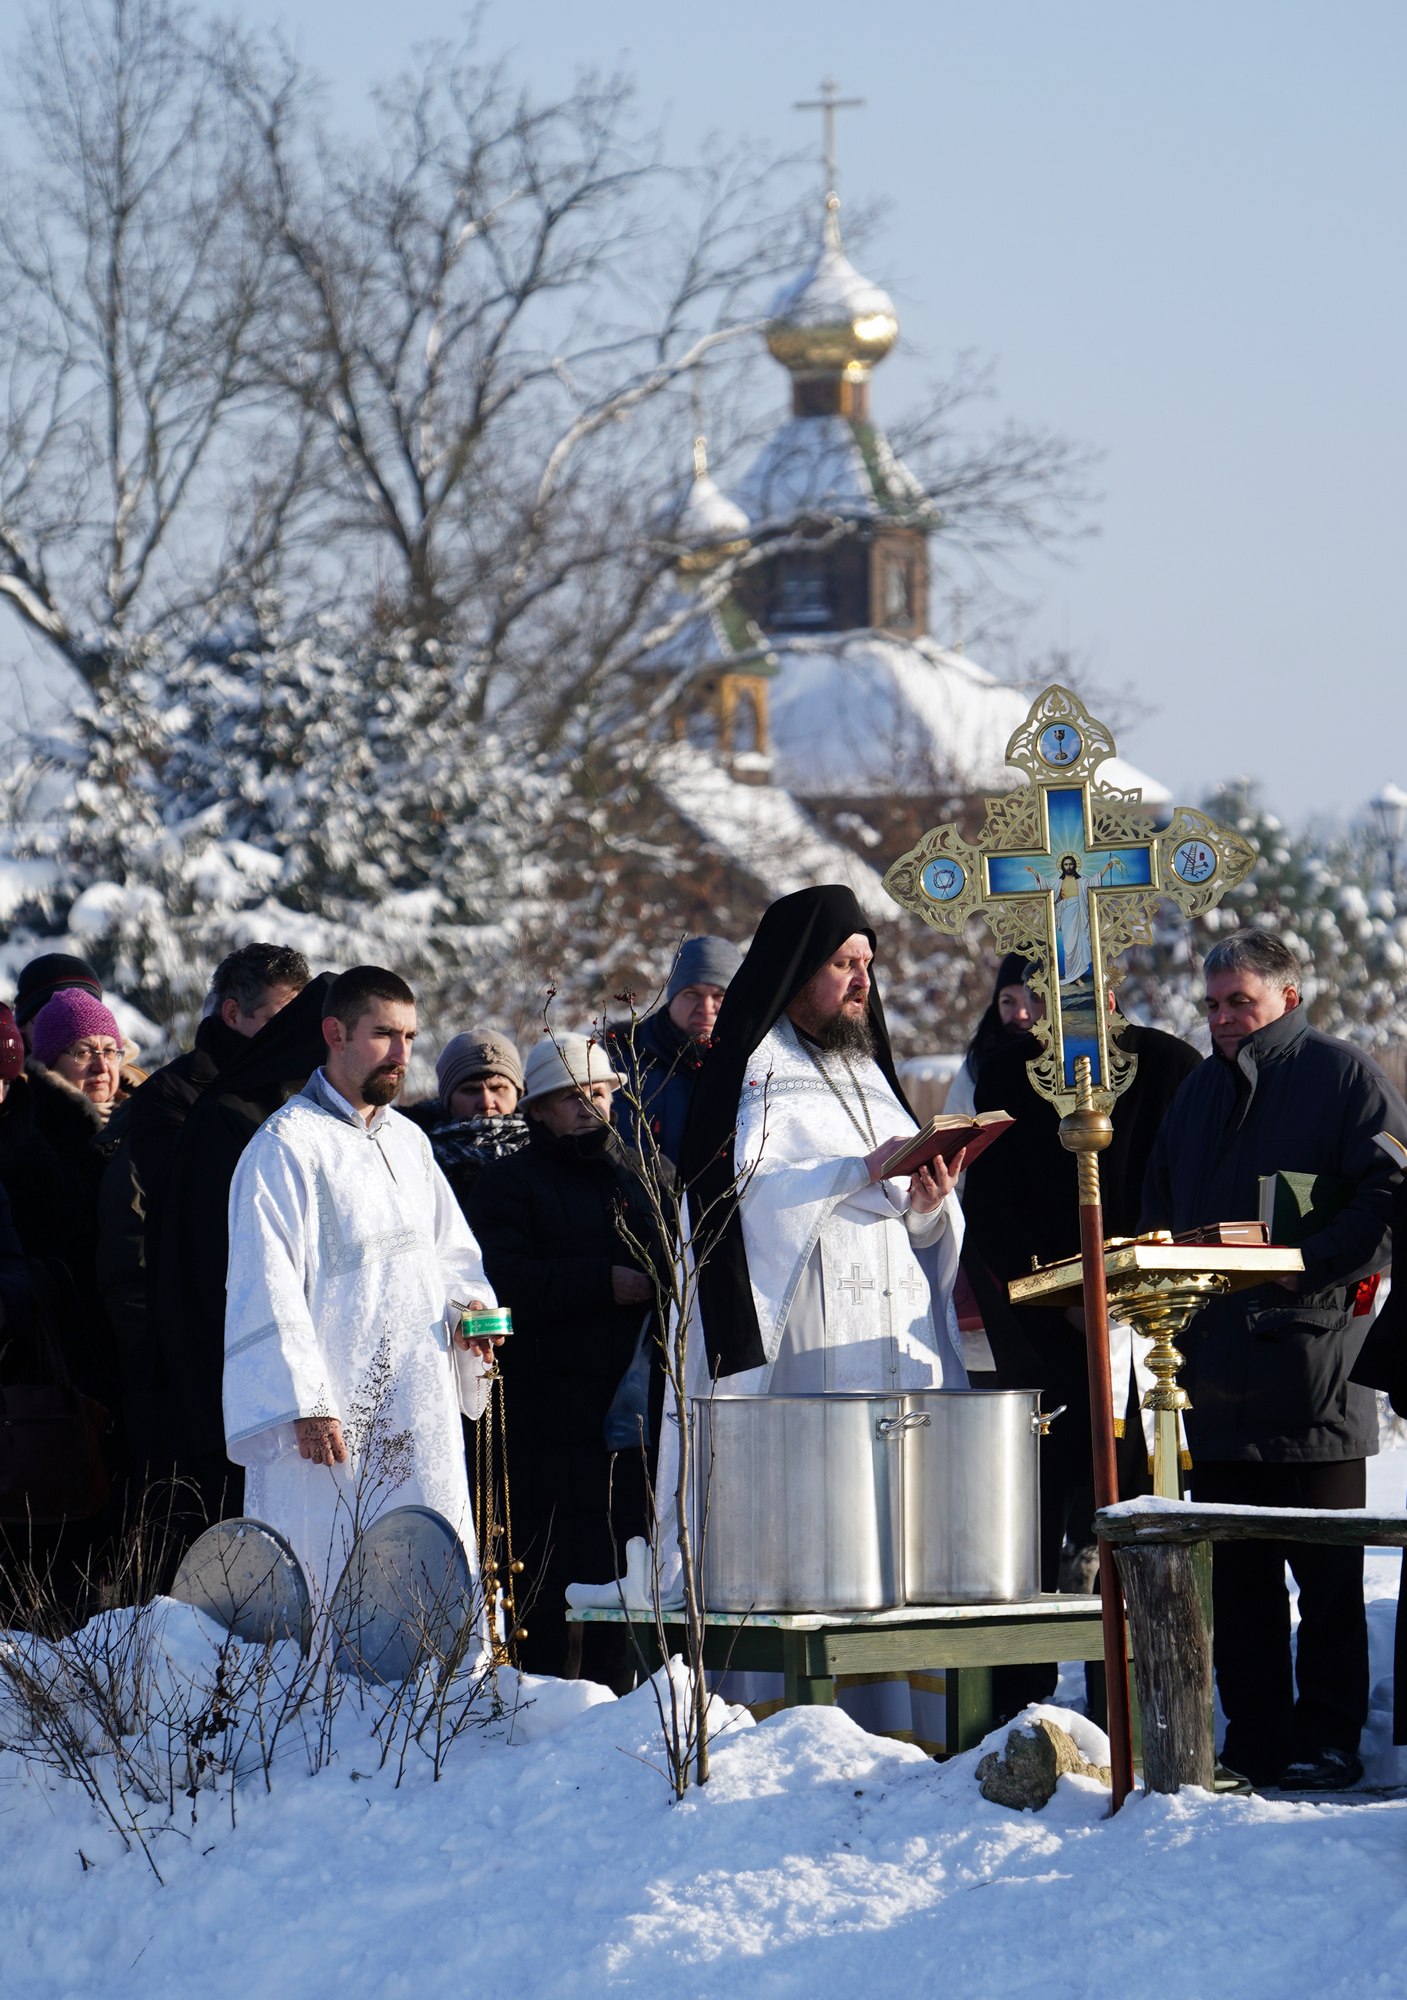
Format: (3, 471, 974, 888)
(17, 0, 1407, 824)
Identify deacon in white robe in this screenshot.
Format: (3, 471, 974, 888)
(223, 975, 498, 1600)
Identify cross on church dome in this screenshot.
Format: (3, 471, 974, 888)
(768, 80, 898, 384)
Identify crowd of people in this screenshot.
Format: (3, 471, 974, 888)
(0, 904, 1403, 1792)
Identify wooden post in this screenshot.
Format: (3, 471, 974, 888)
(781, 1630, 834, 1707)
(1113, 1541, 1214, 1792)
(945, 1666, 994, 1756)
(1059, 1057, 1134, 1811)
(1098, 1500, 1407, 1793)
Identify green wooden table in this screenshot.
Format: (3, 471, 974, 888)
(566, 1595, 1137, 1757)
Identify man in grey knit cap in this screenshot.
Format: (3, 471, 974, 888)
(402, 1029, 529, 1217)
(606, 935, 743, 1171)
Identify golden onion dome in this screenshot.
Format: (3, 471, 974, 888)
(765, 195, 899, 376)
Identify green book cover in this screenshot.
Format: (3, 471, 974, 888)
(1257, 1170, 1357, 1246)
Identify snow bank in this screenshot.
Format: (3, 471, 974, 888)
(6, 1617, 1407, 2000)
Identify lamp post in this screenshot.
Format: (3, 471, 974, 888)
(1370, 782, 1407, 895)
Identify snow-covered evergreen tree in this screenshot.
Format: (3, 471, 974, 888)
(2, 612, 563, 1037)
(1118, 782, 1407, 1058)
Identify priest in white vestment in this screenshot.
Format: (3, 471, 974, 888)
(678, 885, 966, 1402)
(223, 966, 499, 1599)
(665, 886, 970, 1746)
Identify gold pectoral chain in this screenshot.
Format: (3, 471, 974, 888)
(799, 1041, 880, 1152)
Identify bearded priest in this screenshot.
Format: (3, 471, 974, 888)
(222, 965, 500, 1599)
(662, 887, 967, 1745)
(678, 884, 968, 1398)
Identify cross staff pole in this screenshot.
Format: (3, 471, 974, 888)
(881, 683, 1256, 1815)
(1060, 1056, 1133, 1811)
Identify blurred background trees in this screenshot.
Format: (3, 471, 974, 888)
(0, 0, 1399, 1078)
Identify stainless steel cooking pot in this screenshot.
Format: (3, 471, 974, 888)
(900, 1389, 1045, 1604)
(692, 1393, 909, 1612)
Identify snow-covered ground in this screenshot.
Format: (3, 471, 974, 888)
(5, 1457, 1407, 1999)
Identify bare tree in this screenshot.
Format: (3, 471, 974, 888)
(0, 7, 1103, 1046)
(0, 0, 311, 687)
(227, 42, 811, 715)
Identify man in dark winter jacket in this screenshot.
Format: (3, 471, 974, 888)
(129, 944, 311, 1215)
(963, 997, 1201, 1722)
(607, 935, 742, 1171)
(467, 1033, 667, 1690)
(1142, 929, 1407, 1791)
(101, 945, 310, 1484)
(144, 973, 335, 1542)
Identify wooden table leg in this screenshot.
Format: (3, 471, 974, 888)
(944, 1665, 993, 1755)
(781, 1631, 834, 1708)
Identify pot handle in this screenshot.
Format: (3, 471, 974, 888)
(876, 1412, 932, 1439)
(1031, 1404, 1067, 1436)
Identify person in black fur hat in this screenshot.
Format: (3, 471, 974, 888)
(12, 953, 104, 1046)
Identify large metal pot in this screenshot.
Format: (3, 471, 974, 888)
(900, 1389, 1044, 1604)
(692, 1393, 909, 1612)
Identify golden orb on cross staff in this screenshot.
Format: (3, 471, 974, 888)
(882, 683, 1264, 1811)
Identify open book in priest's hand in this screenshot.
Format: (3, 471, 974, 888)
(879, 1111, 1014, 1179)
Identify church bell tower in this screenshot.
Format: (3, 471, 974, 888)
(731, 156, 933, 642)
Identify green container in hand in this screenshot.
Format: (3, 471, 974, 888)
(460, 1307, 513, 1341)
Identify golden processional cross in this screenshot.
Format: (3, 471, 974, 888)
(884, 684, 1249, 1112)
(883, 684, 1263, 1810)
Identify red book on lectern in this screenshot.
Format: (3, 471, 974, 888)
(882, 1111, 1014, 1178)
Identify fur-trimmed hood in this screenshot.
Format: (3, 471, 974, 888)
(0, 1063, 118, 1291)
(24, 1054, 122, 1151)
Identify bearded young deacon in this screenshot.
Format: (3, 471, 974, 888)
(222, 965, 500, 1597)
(677, 884, 968, 1399)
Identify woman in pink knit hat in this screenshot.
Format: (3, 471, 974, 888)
(30, 990, 128, 1121)
(0, 989, 136, 1613)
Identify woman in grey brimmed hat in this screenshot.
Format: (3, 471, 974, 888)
(401, 1029, 529, 1216)
(467, 1032, 668, 1690)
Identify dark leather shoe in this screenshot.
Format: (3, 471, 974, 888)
(1279, 1747, 1364, 1792)
(1217, 1756, 1285, 1791)
(1212, 1763, 1256, 1795)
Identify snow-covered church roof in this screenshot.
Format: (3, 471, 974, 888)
(763, 634, 1170, 804)
(731, 414, 931, 528)
(633, 185, 1169, 894)
(649, 741, 891, 920)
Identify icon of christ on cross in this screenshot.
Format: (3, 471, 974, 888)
(880, 681, 1260, 1811)
(985, 784, 1155, 1089)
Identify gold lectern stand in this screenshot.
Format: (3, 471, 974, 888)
(1011, 1235, 1304, 1498)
